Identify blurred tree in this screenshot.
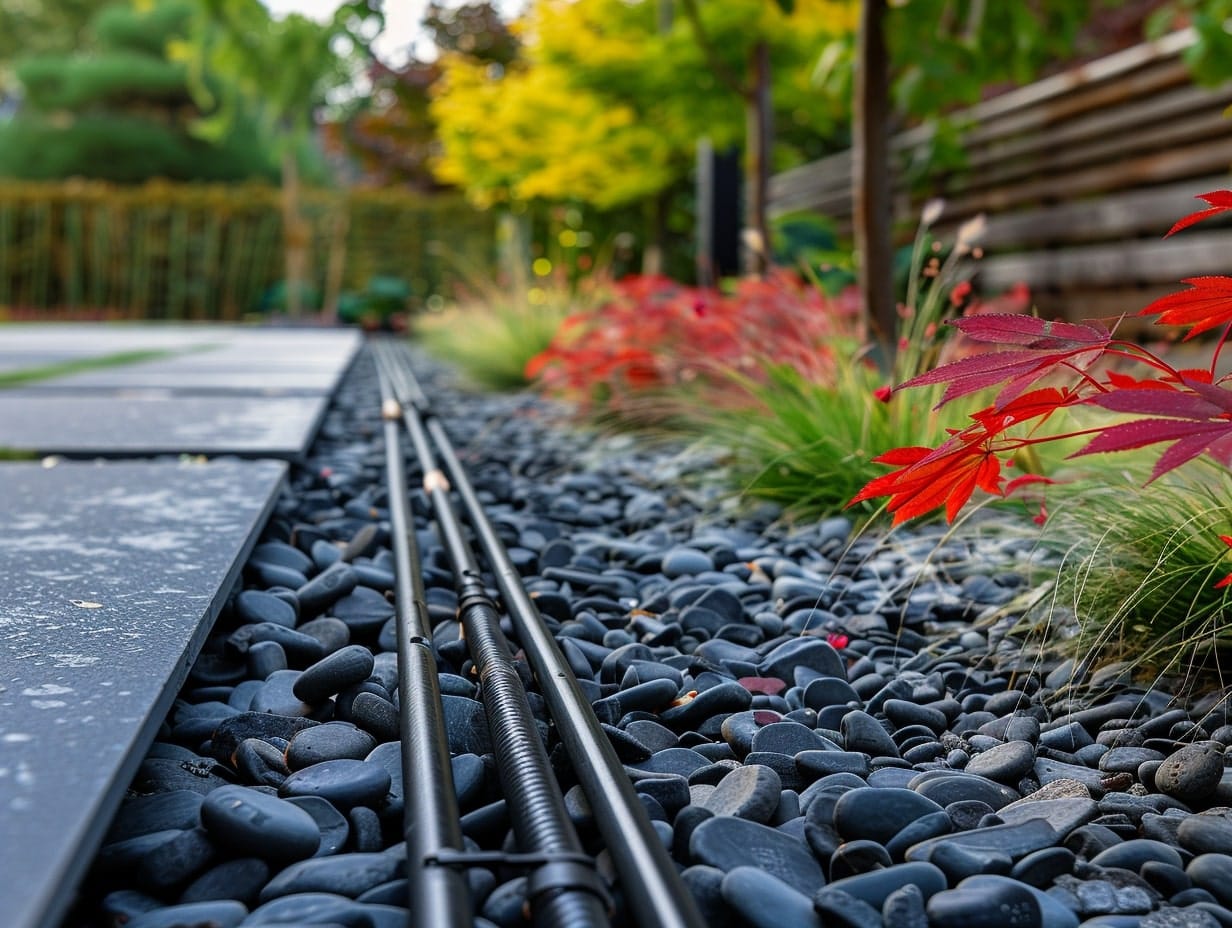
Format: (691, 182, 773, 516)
(0, 1, 274, 183)
(1147, 0, 1232, 83)
(0, 0, 109, 94)
(423, 1, 519, 66)
(832, 0, 1136, 363)
(325, 59, 444, 190)
(175, 0, 382, 314)
(326, 2, 516, 190)
(431, 0, 854, 270)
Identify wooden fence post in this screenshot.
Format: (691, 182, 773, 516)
(853, 0, 895, 365)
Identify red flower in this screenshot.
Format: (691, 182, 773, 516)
(950, 280, 973, 308)
(826, 632, 849, 649)
(873, 385, 893, 403)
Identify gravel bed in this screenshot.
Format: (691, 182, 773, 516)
(67, 344, 1232, 928)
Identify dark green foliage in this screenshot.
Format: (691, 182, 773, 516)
(0, 0, 107, 76)
(90, 1, 193, 58)
(1153, 0, 1232, 85)
(258, 280, 323, 314)
(0, 115, 272, 183)
(337, 276, 412, 326)
(0, 0, 273, 183)
(770, 212, 854, 293)
(17, 54, 192, 111)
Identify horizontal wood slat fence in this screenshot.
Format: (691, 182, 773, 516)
(0, 181, 497, 320)
(769, 28, 1232, 321)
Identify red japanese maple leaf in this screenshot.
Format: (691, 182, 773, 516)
(850, 387, 1074, 524)
(1073, 377, 1232, 481)
(1139, 277, 1232, 340)
(1165, 190, 1232, 237)
(900, 315, 1110, 407)
(848, 439, 1006, 525)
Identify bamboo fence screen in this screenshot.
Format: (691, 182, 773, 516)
(0, 180, 497, 320)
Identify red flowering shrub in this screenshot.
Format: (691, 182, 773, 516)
(525, 271, 863, 419)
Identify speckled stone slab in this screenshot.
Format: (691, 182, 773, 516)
(0, 325, 212, 374)
(22, 329, 362, 395)
(0, 459, 286, 928)
(0, 393, 328, 459)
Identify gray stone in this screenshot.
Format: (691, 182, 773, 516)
(995, 798, 1099, 837)
(1179, 813, 1232, 856)
(31, 328, 360, 396)
(701, 765, 782, 823)
(0, 393, 328, 459)
(258, 852, 403, 901)
(200, 785, 320, 861)
(1156, 743, 1224, 804)
(0, 459, 285, 928)
(125, 901, 247, 928)
(822, 861, 948, 907)
(690, 815, 825, 895)
(834, 787, 946, 844)
(906, 818, 1060, 866)
(721, 865, 821, 928)
(965, 741, 1036, 784)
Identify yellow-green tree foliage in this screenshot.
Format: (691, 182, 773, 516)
(430, 0, 857, 210)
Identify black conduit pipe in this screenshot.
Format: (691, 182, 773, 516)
(381, 341, 707, 928)
(374, 364, 472, 928)
(374, 342, 609, 928)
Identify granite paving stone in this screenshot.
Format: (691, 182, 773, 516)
(0, 393, 329, 459)
(0, 459, 286, 928)
(26, 331, 361, 395)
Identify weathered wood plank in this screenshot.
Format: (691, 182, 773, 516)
(939, 138, 1232, 222)
(1027, 284, 1181, 326)
(957, 176, 1231, 251)
(976, 229, 1231, 291)
(961, 82, 1232, 177)
(956, 92, 1232, 196)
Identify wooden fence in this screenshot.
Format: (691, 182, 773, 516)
(0, 181, 497, 320)
(768, 28, 1232, 321)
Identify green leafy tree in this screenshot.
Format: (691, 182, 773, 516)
(431, 0, 853, 272)
(0, 1, 274, 183)
(174, 0, 382, 314)
(329, 2, 516, 190)
(0, 0, 109, 95)
(673, 0, 859, 273)
(422, 0, 519, 66)
(835, 0, 1137, 362)
(1148, 0, 1232, 83)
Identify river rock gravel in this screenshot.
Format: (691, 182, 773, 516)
(62, 343, 1232, 928)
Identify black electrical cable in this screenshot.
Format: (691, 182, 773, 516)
(374, 341, 609, 928)
(380, 341, 707, 928)
(375, 363, 472, 928)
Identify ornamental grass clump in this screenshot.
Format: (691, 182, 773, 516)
(1035, 462, 1232, 687)
(417, 245, 610, 391)
(706, 207, 1030, 519)
(851, 188, 1232, 678)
